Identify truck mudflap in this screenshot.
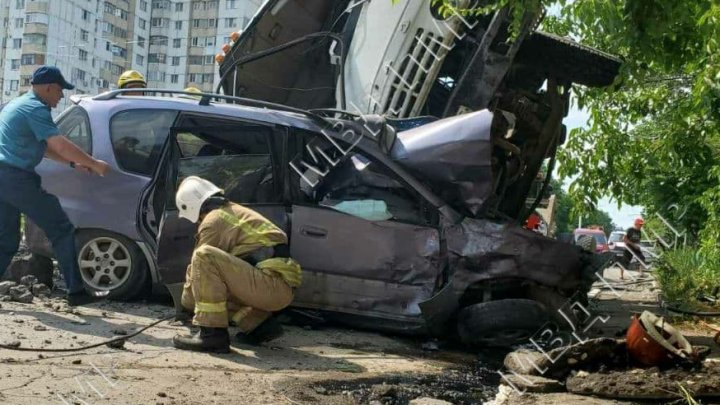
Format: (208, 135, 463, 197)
(419, 278, 459, 336)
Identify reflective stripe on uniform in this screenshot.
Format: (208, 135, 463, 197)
(256, 257, 302, 287)
(217, 210, 280, 248)
(195, 301, 227, 313)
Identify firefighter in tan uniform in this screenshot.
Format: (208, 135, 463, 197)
(172, 176, 302, 353)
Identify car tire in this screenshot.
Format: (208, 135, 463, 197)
(76, 230, 148, 300)
(457, 299, 550, 348)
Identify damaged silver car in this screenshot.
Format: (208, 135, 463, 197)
(119, 92, 606, 348)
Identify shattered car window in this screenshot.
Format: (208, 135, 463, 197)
(290, 131, 433, 225)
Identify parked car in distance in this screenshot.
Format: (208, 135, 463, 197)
(573, 228, 609, 253)
(608, 231, 626, 261)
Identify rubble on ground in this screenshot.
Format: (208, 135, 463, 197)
(0, 279, 53, 304)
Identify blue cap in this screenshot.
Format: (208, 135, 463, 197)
(30, 65, 75, 90)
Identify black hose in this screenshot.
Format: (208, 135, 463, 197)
(0, 315, 175, 352)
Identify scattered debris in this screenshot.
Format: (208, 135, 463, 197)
(20, 275, 38, 287)
(499, 374, 565, 393)
(106, 339, 126, 350)
(421, 340, 440, 351)
(72, 359, 82, 365)
(157, 392, 167, 398)
(33, 326, 47, 331)
(112, 329, 129, 336)
(566, 362, 720, 400)
(31, 283, 51, 297)
(0, 281, 16, 295)
(409, 397, 454, 405)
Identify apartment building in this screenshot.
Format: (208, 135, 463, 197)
(0, 0, 262, 110)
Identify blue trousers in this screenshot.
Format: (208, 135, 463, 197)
(0, 163, 84, 293)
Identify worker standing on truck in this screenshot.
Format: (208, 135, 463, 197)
(172, 176, 302, 353)
(0, 66, 110, 306)
(117, 70, 147, 95)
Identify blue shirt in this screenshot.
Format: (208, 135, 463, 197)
(0, 91, 59, 171)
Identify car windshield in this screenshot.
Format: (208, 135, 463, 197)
(608, 233, 624, 243)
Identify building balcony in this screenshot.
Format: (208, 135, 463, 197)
(26, 1, 49, 13)
(24, 23, 49, 36)
(21, 43, 46, 54)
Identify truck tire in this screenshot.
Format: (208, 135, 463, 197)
(457, 299, 550, 347)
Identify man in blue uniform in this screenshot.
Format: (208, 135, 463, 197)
(0, 66, 110, 305)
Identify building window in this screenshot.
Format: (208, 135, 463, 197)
(138, 18, 147, 30)
(10, 59, 20, 70)
(208, 1, 218, 9)
(151, 18, 168, 28)
(192, 19, 202, 28)
(148, 53, 166, 64)
(12, 38, 22, 49)
(188, 55, 202, 65)
(204, 55, 214, 65)
(81, 29, 89, 42)
(16, 0, 24, 10)
(82, 9, 91, 21)
(140, 0, 148, 12)
(208, 19, 216, 28)
(10, 80, 19, 91)
(147, 71, 165, 81)
(171, 56, 180, 66)
(23, 34, 46, 45)
(175, 20, 182, 30)
(152, 1, 169, 9)
(137, 36, 146, 48)
(136, 54, 144, 66)
(193, 1, 204, 11)
(175, 2, 184, 12)
(205, 36, 215, 47)
(170, 74, 179, 84)
(191, 37, 199, 47)
(204, 73, 214, 83)
(15, 18, 23, 28)
(21, 54, 45, 65)
(21, 76, 32, 87)
(173, 38, 181, 48)
(150, 35, 168, 45)
(79, 49, 88, 61)
(224, 18, 237, 28)
(74, 68, 86, 81)
(226, 0, 236, 9)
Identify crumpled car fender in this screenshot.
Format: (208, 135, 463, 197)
(446, 217, 591, 295)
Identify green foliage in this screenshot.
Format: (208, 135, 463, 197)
(655, 247, 720, 304)
(551, 179, 616, 235)
(548, 0, 720, 256)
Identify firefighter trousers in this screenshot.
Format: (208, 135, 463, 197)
(181, 245, 294, 331)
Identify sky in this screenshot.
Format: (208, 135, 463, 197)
(561, 106, 643, 230)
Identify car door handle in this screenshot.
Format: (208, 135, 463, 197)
(301, 226, 327, 238)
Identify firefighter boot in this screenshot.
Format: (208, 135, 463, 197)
(173, 327, 230, 353)
(235, 317, 284, 346)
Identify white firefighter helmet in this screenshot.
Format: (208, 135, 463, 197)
(175, 176, 223, 223)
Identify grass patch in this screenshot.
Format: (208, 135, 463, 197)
(655, 247, 720, 305)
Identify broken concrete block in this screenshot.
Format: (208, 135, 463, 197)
(31, 283, 51, 297)
(0, 281, 17, 295)
(8, 285, 29, 300)
(409, 398, 453, 405)
(0, 295, 11, 302)
(4, 253, 53, 288)
(499, 374, 565, 393)
(504, 349, 548, 375)
(14, 292, 33, 304)
(20, 275, 38, 287)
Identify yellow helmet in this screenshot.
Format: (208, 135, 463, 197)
(179, 86, 202, 100)
(117, 70, 146, 89)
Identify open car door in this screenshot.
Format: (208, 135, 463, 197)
(138, 113, 288, 310)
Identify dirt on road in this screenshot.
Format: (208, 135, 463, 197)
(0, 295, 505, 405)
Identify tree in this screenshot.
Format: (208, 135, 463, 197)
(430, 0, 720, 252)
(551, 179, 615, 235)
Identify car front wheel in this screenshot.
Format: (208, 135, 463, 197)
(456, 299, 550, 348)
(77, 230, 148, 300)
